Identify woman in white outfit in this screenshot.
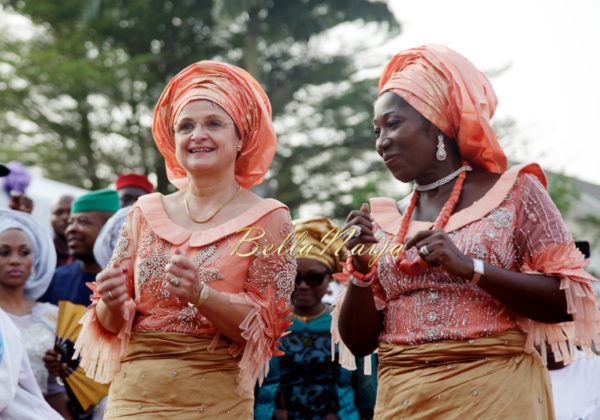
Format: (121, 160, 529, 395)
(0, 209, 71, 418)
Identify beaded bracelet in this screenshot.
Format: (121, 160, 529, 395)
(344, 255, 377, 281)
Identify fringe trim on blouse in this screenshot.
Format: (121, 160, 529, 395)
(518, 242, 600, 365)
(228, 284, 293, 395)
(73, 283, 136, 384)
(330, 272, 385, 375)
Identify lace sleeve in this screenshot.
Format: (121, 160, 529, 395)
(74, 207, 140, 383)
(513, 173, 600, 364)
(227, 208, 296, 395)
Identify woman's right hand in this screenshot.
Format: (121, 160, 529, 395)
(96, 262, 128, 312)
(342, 203, 378, 273)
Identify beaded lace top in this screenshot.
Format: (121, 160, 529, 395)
(367, 166, 599, 360)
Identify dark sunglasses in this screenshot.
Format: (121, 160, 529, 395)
(295, 270, 329, 287)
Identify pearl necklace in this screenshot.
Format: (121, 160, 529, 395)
(415, 165, 472, 191)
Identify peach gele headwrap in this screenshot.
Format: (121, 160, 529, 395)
(153, 61, 277, 189)
(379, 43, 507, 174)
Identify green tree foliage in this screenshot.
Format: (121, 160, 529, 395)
(0, 1, 223, 190)
(493, 116, 582, 216)
(0, 0, 398, 218)
(546, 173, 581, 216)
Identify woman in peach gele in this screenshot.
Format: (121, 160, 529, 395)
(334, 44, 600, 419)
(74, 61, 296, 419)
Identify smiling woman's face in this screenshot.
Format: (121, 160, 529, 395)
(373, 91, 437, 183)
(173, 100, 242, 176)
(0, 228, 32, 290)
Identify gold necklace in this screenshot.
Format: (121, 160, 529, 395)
(184, 185, 242, 224)
(294, 305, 330, 324)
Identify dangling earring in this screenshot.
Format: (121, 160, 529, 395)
(436, 133, 447, 161)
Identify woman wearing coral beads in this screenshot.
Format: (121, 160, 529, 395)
(334, 44, 600, 419)
(74, 61, 296, 418)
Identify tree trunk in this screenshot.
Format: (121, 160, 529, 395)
(78, 99, 101, 189)
(243, 7, 260, 81)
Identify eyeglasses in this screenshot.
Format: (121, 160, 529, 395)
(295, 270, 329, 287)
(173, 119, 233, 135)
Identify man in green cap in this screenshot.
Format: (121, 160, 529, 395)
(39, 189, 120, 306)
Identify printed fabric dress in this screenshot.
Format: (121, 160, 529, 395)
(332, 164, 600, 420)
(255, 309, 378, 420)
(74, 193, 296, 419)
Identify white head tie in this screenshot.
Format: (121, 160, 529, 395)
(0, 209, 57, 300)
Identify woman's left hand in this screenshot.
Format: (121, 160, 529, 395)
(165, 249, 203, 305)
(405, 229, 473, 279)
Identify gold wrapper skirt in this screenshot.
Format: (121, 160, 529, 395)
(374, 329, 554, 420)
(103, 331, 253, 419)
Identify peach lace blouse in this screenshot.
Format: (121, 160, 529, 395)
(74, 193, 296, 394)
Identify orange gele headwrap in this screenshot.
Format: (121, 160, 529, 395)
(153, 61, 277, 189)
(379, 44, 507, 173)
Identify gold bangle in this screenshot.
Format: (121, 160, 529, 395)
(194, 284, 210, 307)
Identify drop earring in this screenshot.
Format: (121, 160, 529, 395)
(436, 133, 447, 161)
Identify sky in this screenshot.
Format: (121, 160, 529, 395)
(378, 0, 600, 185)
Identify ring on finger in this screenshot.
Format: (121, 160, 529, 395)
(352, 225, 362, 238)
(170, 277, 180, 287)
(419, 245, 430, 256)
(108, 290, 113, 299)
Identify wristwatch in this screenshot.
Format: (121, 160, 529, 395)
(471, 258, 484, 285)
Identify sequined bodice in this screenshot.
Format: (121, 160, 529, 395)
(108, 200, 296, 337)
(373, 173, 573, 345)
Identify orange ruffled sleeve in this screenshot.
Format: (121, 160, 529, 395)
(227, 208, 296, 395)
(73, 208, 139, 383)
(513, 174, 600, 364)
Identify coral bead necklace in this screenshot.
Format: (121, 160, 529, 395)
(393, 162, 470, 274)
